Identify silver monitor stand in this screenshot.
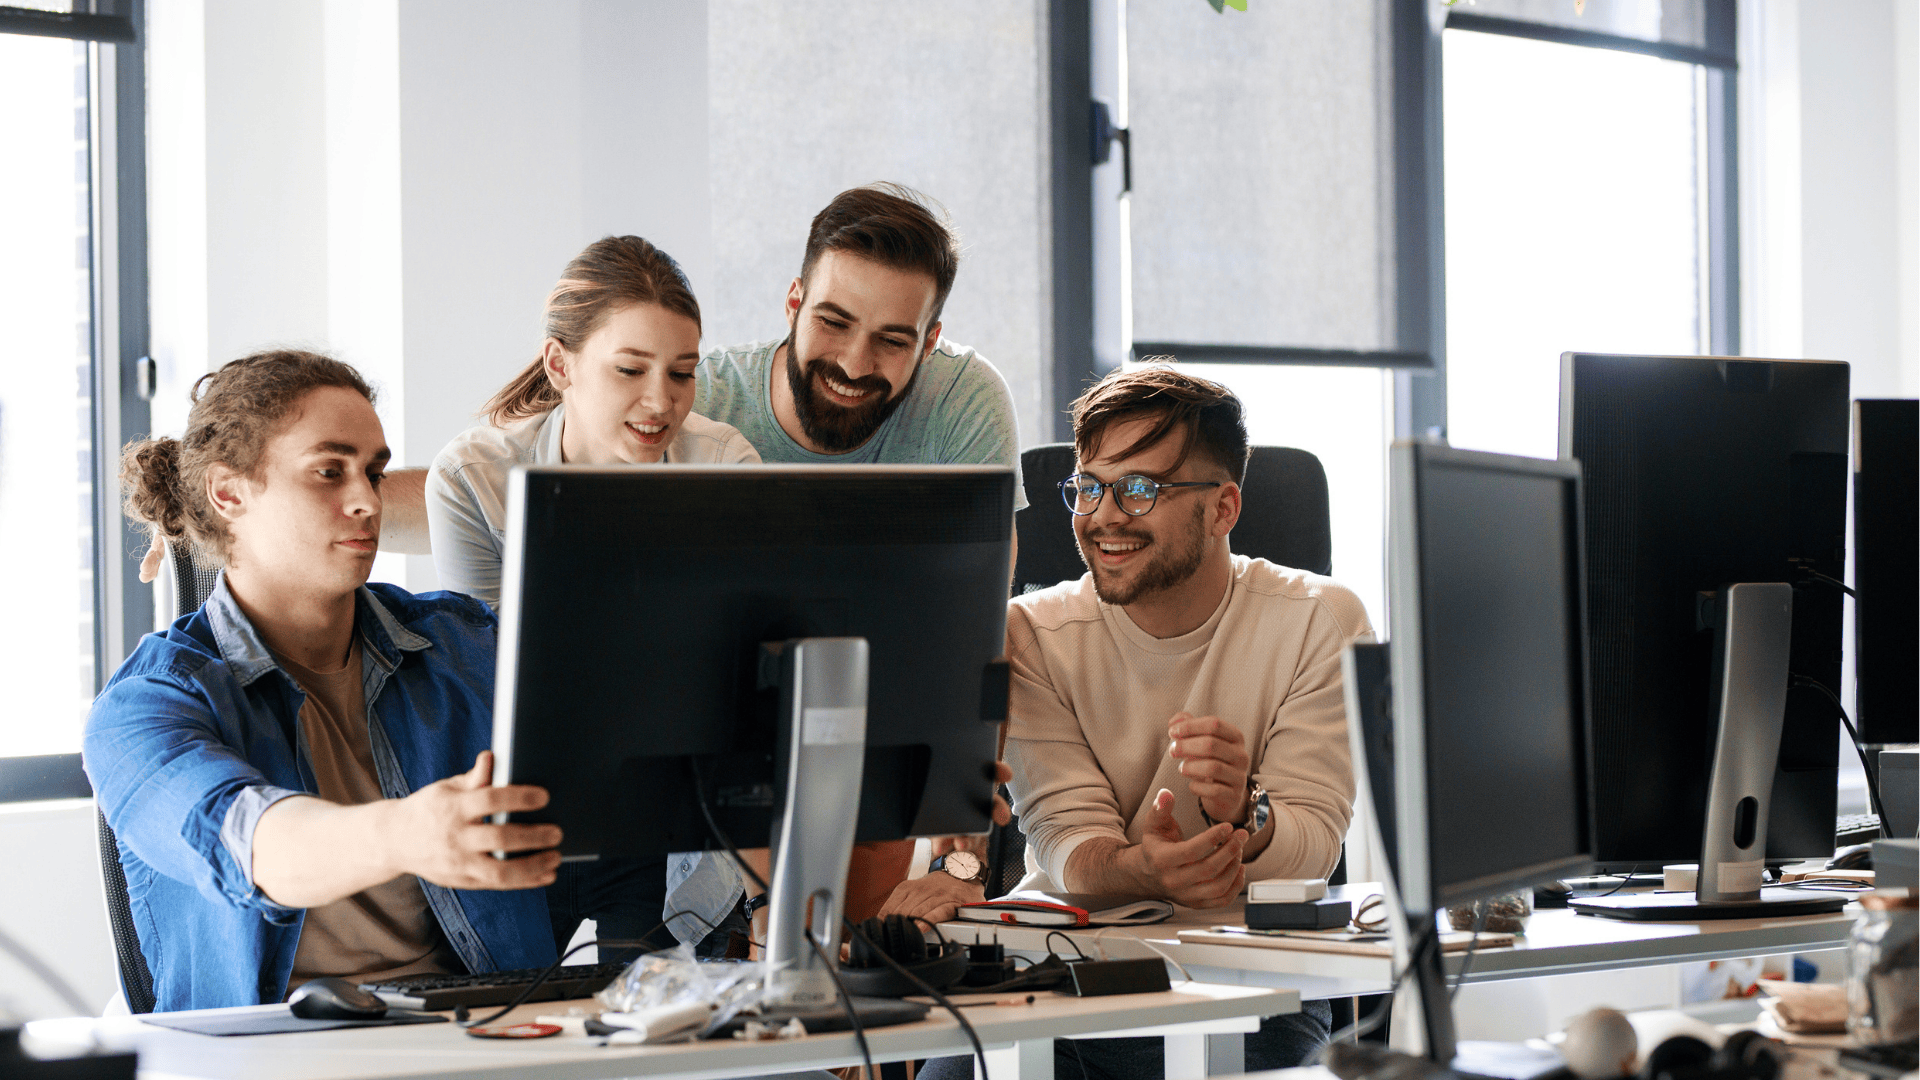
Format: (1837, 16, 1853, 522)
(1573, 583, 1846, 920)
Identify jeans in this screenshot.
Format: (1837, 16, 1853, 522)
(546, 856, 748, 966)
(917, 999, 1332, 1080)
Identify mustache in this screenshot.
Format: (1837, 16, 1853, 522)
(1083, 527, 1152, 544)
(804, 358, 892, 398)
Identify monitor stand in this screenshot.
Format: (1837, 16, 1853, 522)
(1574, 584, 1845, 922)
(754, 637, 928, 1031)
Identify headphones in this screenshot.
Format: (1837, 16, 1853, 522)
(837, 914, 969, 998)
(1642, 1031, 1781, 1080)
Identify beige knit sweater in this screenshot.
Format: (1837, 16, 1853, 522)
(1005, 555, 1371, 894)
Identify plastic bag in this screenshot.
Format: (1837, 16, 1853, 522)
(595, 945, 772, 1036)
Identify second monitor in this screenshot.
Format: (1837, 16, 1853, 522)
(490, 465, 1015, 860)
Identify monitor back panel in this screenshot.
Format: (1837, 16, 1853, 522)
(1854, 399, 1918, 745)
(1561, 354, 1849, 866)
(494, 466, 1014, 859)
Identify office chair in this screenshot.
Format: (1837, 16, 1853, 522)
(97, 538, 224, 1014)
(989, 443, 1338, 897)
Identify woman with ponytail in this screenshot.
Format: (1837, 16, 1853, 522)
(88, 351, 563, 1011)
(428, 235, 758, 607)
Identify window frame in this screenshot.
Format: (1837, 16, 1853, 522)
(0, 0, 151, 802)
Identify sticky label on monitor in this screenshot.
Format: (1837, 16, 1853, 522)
(802, 706, 866, 746)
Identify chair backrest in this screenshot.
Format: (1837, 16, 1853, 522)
(98, 537, 217, 1014)
(1014, 442, 1333, 595)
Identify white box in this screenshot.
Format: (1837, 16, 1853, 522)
(1247, 878, 1327, 903)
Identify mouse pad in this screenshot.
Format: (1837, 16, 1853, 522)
(141, 1008, 448, 1036)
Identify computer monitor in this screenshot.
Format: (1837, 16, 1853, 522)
(1378, 441, 1594, 1065)
(490, 465, 1013, 858)
(1559, 353, 1850, 867)
(1385, 442, 1594, 917)
(1853, 399, 1918, 746)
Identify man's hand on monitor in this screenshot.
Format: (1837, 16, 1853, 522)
(1129, 788, 1247, 908)
(1166, 713, 1250, 826)
(389, 751, 563, 891)
(876, 870, 984, 926)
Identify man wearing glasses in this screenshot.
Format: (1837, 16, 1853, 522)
(1005, 363, 1366, 905)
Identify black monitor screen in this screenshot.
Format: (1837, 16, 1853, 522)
(492, 465, 1014, 860)
(1393, 446, 1592, 910)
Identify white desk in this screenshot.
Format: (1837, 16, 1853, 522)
(24, 981, 1294, 1080)
(939, 889, 1858, 996)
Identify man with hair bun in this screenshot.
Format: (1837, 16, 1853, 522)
(996, 364, 1370, 1075)
(91, 351, 562, 1011)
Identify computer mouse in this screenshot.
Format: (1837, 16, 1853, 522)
(1533, 880, 1573, 909)
(288, 976, 389, 1021)
(1827, 845, 1873, 872)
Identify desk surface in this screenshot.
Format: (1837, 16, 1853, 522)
(939, 887, 1857, 997)
(25, 981, 1295, 1080)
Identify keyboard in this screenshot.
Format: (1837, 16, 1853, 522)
(1836, 812, 1882, 847)
(359, 962, 629, 1010)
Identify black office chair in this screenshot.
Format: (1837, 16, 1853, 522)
(989, 443, 1339, 896)
(97, 537, 223, 1014)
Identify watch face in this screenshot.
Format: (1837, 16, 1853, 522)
(945, 850, 983, 880)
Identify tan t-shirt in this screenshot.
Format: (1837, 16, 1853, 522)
(1005, 556, 1370, 893)
(279, 641, 459, 990)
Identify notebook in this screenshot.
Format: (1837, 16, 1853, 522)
(956, 892, 1175, 927)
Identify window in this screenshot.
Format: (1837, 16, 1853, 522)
(0, 2, 147, 798)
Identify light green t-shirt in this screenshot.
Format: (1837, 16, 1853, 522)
(694, 337, 1028, 510)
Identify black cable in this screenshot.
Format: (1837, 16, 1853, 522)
(1317, 936, 1416, 1050)
(1594, 867, 1641, 898)
(1800, 569, 1859, 599)
(844, 916, 991, 1080)
(456, 907, 726, 1033)
(691, 757, 989, 1080)
(1045, 930, 1088, 960)
(1792, 676, 1890, 829)
(1450, 903, 1490, 1002)
(805, 927, 876, 1080)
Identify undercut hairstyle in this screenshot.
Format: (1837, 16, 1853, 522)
(121, 350, 376, 564)
(1070, 361, 1250, 485)
(484, 235, 701, 426)
(800, 183, 961, 331)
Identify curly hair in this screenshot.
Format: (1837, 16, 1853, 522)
(120, 350, 375, 564)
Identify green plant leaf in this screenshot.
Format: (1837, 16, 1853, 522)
(1224, 0, 1247, 8)
(1205, 0, 1226, 10)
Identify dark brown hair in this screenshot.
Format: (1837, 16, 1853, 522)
(121, 350, 376, 563)
(484, 235, 701, 426)
(800, 183, 960, 332)
(1070, 361, 1250, 485)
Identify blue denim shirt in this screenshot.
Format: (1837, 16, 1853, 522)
(83, 576, 556, 1011)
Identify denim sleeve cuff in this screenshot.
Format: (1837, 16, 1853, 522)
(221, 784, 306, 917)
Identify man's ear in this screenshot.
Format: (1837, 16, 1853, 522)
(919, 321, 943, 365)
(540, 339, 572, 392)
(206, 463, 250, 525)
(1210, 481, 1243, 539)
(784, 277, 805, 328)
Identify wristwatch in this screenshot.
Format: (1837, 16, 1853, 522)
(930, 850, 985, 884)
(1201, 780, 1271, 833)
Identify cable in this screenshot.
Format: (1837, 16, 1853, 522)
(844, 916, 991, 1080)
(1088, 926, 1191, 982)
(1449, 903, 1490, 1002)
(1318, 943, 1414, 1049)
(1792, 676, 1889, 829)
(456, 907, 725, 1033)
(1046, 930, 1088, 960)
(690, 757, 989, 1080)
(1799, 569, 1858, 599)
(1594, 867, 1641, 898)
(805, 927, 876, 1080)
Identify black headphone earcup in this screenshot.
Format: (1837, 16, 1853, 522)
(1714, 1031, 1779, 1080)
(1643, 1035, 1715, 1080)
(885, 914, 927, 965)
(848, 916, 885, 968)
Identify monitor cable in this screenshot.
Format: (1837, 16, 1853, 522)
(453, 908, 723, 1035)
(1797, 568, 1858, 599)
(690, 758, 993, 1080)
(1449, 903, 1490, 1002)
(1790, 675, 1889, 831)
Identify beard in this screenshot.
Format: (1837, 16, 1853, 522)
(1079, 497, 1209, 606)
(783, 333, 918, 453)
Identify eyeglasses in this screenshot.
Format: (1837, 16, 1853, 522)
(1059, 473, 1222, 517)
